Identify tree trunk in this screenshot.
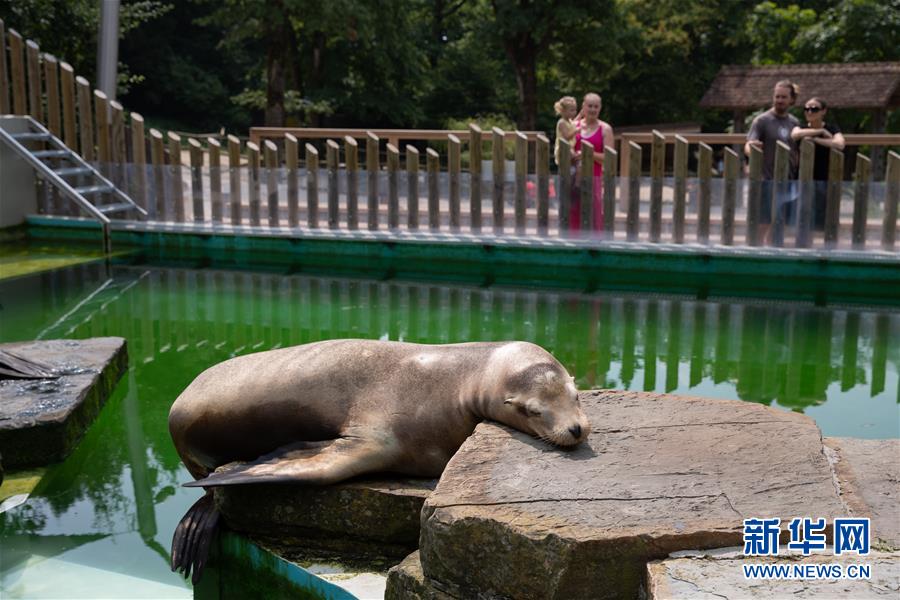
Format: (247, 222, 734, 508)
(264, 6, 289, 127)
(504, 34, 538, 131)
(308, 31, 326, 127)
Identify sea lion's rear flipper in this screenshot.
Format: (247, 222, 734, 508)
(170, 491, 220, 584)
(183, 437, 390, 487)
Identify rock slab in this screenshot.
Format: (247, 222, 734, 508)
(215, 477, 436, 561)
(0, 337, 127, 468)
(647, 548, 900, 599)
(825, 437, 899, 549)
(418, 389, 848, 600)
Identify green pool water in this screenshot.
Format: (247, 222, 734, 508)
(0, 260, 897, 598)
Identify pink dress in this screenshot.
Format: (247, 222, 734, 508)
(572, 124, 604, 231)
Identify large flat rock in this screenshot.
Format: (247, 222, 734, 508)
(825, 437, 899, 550)
(215, 476, 435, 562)
(419, 389, 848, 600)
(647, 548, 900, 599)
(0, 338, 127, 468)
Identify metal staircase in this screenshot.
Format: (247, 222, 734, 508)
(0, 116, 146, 252)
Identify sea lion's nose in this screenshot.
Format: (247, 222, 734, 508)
(568, 424, 582, 439)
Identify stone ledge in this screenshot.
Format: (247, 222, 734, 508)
(646, 548, 900, 599)
(824, 437, 899, 550)
(419, 389, 848, 600)
(0, 337, 127, 468)
(215, 476, 435, 562)
(385, 551, 458, 600)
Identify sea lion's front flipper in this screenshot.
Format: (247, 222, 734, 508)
(184, 436, 391, 487)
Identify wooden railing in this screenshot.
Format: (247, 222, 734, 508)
(249, 127, 545, 149)
(3, 20, 899, 254)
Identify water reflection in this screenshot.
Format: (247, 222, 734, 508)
(3, 262, 896, 426)
(0, 262, 897, 596)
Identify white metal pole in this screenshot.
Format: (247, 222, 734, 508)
(97, 0, 120, 101)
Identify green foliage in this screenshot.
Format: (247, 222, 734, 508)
(746, 2, 819, 64)
(0, 0, 170, 91)
(747, 0, 900, 64)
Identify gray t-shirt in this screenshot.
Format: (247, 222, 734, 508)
(747, 109, 800, 179)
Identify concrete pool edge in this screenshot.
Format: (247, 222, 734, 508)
(23, 215, 900, 306)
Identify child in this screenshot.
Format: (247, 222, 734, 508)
(554, 96, 579, 166)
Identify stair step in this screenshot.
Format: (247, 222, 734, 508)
(54, 166, 93, 177)
(12, 132, 52, 141)
(75, 184, 113, 195)
(32, 149, 71, 159)
(97, 202, 136, 214)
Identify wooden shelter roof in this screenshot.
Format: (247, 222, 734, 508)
(700, 63, 900, 110)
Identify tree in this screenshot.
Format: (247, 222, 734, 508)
(487, 0, 616, 130)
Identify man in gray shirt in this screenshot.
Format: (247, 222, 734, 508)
(745, 80, 800, 243)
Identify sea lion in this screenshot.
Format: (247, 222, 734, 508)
(169, 339, 590, 582)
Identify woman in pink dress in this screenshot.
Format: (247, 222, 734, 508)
(571, 93, 615, 232)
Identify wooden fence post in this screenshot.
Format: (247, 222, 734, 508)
(326, 139, 339, 229)
(721, 147, 738, 246)
(76, 76, 93, 160)
(406, 145, 419, 230)
(246, 141, 260, 225)
(771, 140, 791, 247)
(344, 135, 358, 230)
(558, 139, 571, 233)
(366, 131, 379, 230)
(536, 134, 549, 235)
(43, 54, 61, 136)
(0, 20, 9, 114)
(188, 137, 204, 222)
(449, 134, 461, 231)
(94, 90, 110, 176)
(25, 40, 40, 120)
(649, 130, 665, 242)
(131, 112, 147, 211)
(824, 148, 843, 248)
(168, 131, 185, 222)
(697, 142, 712, 244)
(427, 148, 440, 230)
(149, 128, 165, 220)
(265, 139, 279, 227)
(672, 135, 688, 243)
(387, 143, 400, 229)
(285, 133, 299, 227)
(492, 127, 505, 233)
(581, 140, 595, 232)
(883, 151, 899, 250)
(852, 153, 871, 250)
(228, 135, 242, 225)
(59, 62, 76, 148)
(8, 29, 26, 115)
(305, 142, 319, 228)
(603, 147, 618, 237)
(515, 131, 527, 234)
(208, 137, 221, 223)
(110, 100, 126, 189)
(796, 138, 815, 248)
(747, 145, 762, 246)
(469, 124, 483, 232)
(627, 141, 642, 241)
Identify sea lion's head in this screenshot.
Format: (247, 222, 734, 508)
(501, 361, 591, 447)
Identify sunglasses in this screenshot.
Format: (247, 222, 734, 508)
(804, 106, 822, 113)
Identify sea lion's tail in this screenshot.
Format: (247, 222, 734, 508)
(171, 491, 220, 584)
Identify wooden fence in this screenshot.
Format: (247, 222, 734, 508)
(2, 20, 898, 253)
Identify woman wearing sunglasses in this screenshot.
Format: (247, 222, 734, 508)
(791, 98, 845, 231)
